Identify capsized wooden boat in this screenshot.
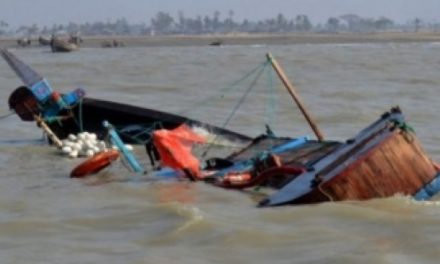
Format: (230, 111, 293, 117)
(255, 107, 440, 206)
(1, 48, 251, 145)
(151, 107, 440, 206)
(148, 54, 440, 206)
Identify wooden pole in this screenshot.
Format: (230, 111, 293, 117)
(21, 101, 63, 148)
(34, 115, 63, 148)
(266, 53, 324, 141)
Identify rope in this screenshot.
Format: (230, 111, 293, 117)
(82, 60, 271, 151)
(179, 60, 270, 116)
(318, 182, 334, 202)
(390, 119, 415, 143)
(264, 63, 277, 129)
(220, 64, 268, 130)
(38, 98, 84, 132)
(201, 61, 269, 157)
(43, 59, 273, 157)
(111, 121, 164, 145)
(391, 119, 415, 133)
(101, 60, 271, 153)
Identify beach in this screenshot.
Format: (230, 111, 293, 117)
(2, 32, 440, 48)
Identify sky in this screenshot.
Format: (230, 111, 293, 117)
(2, 0, 440, 28)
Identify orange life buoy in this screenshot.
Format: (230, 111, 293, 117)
(70, 149, 120, 178)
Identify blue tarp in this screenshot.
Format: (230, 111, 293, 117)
(413, 172, 440, 201)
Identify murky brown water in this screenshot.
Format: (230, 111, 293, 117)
(1, 42, 440, 263)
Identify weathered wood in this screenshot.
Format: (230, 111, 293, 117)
(322, 130, 437, 201)
(34, 115, 63, 148)
(260, 108, 439, 206)
(266, 53, 324, 141)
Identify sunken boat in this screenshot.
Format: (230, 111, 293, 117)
(147, 54, 440, 206)
(149, 106, 440, 207)
(204, 106, 440, 206)
(1, 48, 251, 145)
(3, 48, 439, 206)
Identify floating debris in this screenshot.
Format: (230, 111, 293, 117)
(60, 132, 107, 158)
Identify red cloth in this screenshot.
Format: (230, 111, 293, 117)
(153, 125, 206, 178)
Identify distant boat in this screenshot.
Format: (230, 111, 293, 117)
(101, 39, 125, 48)
(50, 37, 79, 52)
(16, 38, 31, 47)
(38, 36, 51, 46)
(209, 40, 223, 46)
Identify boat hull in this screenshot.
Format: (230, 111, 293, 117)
(50, 39, 78, 52)
(48, 97, 251, 144)
(1, 48, 249, 145)
(260, 107, 439, 206)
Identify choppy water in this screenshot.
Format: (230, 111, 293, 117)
(0, 42, 440, 263)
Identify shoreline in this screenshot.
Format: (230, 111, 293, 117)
(2, 32, 440, 48)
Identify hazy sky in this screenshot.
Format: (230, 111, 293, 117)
(2, 0, 440, 28)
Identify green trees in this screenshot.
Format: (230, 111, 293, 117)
(2, 10, 435, 36)
(0, 20, 9, 35)
(151, 12, 175, 34)
(326, 14, 395, 33)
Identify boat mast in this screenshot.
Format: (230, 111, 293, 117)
(266, 53, 325, 141)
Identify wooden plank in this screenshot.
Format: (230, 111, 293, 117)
(321, 131, 437, 201)
(266, 53, 324, 141)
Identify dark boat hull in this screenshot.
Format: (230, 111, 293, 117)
(1, 48, 250, 145)
(49, 96, 251, 144)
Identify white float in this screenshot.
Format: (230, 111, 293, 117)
(59, 132, 112, 159)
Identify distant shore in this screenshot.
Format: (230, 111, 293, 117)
(2, 32, 440, 48)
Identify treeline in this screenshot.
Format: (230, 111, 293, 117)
(0, 11, 439, 37)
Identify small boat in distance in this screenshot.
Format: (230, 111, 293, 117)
(50, 37, 79, 52)
(38, 36, 51, 46)
(209, 40, 223, 46)
(101, 39, 125, 48)
(16, 38, 31, 47)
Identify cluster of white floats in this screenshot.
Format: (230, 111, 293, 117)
(60, 131, 133, 158)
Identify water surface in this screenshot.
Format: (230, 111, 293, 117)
(0, 42, 439, 263)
